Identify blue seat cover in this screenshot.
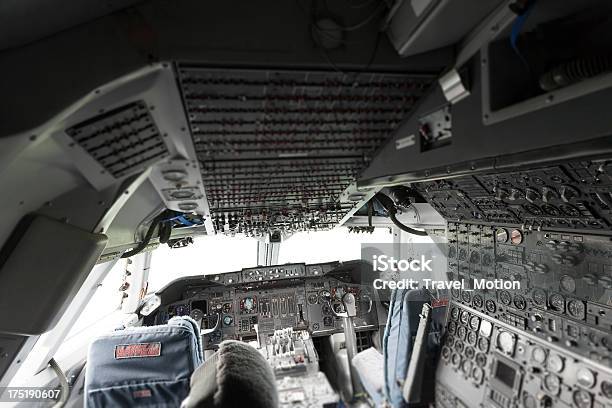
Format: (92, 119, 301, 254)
(84, 316, 203, 407)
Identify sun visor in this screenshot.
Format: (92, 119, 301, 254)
(0, 214, 107, 335)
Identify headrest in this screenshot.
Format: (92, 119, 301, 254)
(183, 340, 278, 408)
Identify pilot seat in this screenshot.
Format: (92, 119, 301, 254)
(84, 316, 203, 407)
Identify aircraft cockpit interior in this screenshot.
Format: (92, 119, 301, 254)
(1, 0, 612, 407)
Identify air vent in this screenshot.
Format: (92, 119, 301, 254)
(66, 101, 168, 178)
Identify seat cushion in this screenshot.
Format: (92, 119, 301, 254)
(85, 316, 203, 407)
(353, 347, 385, 406)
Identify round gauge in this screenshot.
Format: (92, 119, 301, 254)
(560, 275, 576, 293)
(442, 346, 451, 361)
(448, 321, 457, 335)
(222, 315, 233, 326)
(523, 394, 537, 408)
(457, 326, 467, 341)
(461, 290, 472, 303)
(601, 381, 612, 399)
(454, 341, 465, 354)
(513, 295, 526, 310)
(318, 290, 331, 300)
(469, 251, 480, 264)
(451, 307, 460, 320)
(549, 293, 565, 312)
(190, 308, 204, 321)
(461, 360, 473, 375)
(208, 330, 222, 343)
(465, 346, 475, 360)
(469, 316, 480, 331)
(451, 288, 461, 299)
(222, 302, 232, 313)
(451, 353, 461, 367)
(241, 297, 256, 312)
(532, 347, 547, 364)
(576, 367, 596, 389)
(510, 229, 523, 245)
(547, 354, 565, 373)
(307, 294, 319, 305)
(475, 353, 487, 367)
(472, 295, 484, 308)
(496, 228, 509, 243)
(543, 373, 561, 395)
(467, 331, 478, 346)
(478, 337, 490, 352)
(460, 311, 470, 325)
(472, 367, 484, 384)
(532, 289, 547, 306)
(448, 246, 457, 259)
(573, 390, 593, 408)
(485, 300, 497, 313)
(500, 291, 512, 306)
(321, 304, 332, 315)
(458, 249, 467, 261)
(479, 320, 493, 338)
(567, 299, 586, 319)
(482, 254, 492, 266)
(496, 331, 515, 355)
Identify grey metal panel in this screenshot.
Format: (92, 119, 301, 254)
(0, 215, 107, 335)
(386, 0, 505, 57)
(0, 0, 452, 137)
(0, 0, 142, 50)
(358, 57, 612, 187)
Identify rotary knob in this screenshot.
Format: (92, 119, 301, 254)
(560, 185, 579, 202)
(542, 186, 558, 203)
(525, 188, 540, 203)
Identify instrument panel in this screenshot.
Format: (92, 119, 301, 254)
(152, 261, 379, 349)
(412, 157, 612, 407)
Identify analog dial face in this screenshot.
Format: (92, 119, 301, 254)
(223, 315, 233, 326)
(601, 381, 612, 399)
(547, 354, 564, 373)
(560, 275, 576, 293)
(573, 390, 593, 408)
(496, 331, 515, 355)
(549, 293, 565, 312)
(318, 290, 331, 300)
(190, 308, 204, 321)
(510, 229, 523, 245)
(567, 300, 586, 319)
(479, 320, 493, 338)
(576, 367, 596, 389)
(532, 347, 547, 364)
(543, 374, 560, 395)
(469, 316, 480, 331)
(496, 228, 509, 243)
(460, 311, 470, 325)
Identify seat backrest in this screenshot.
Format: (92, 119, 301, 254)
(84, 316, 203, 407)
(382, 288, 446, 407)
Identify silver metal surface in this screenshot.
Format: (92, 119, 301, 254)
(439, 69, 470, 104)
